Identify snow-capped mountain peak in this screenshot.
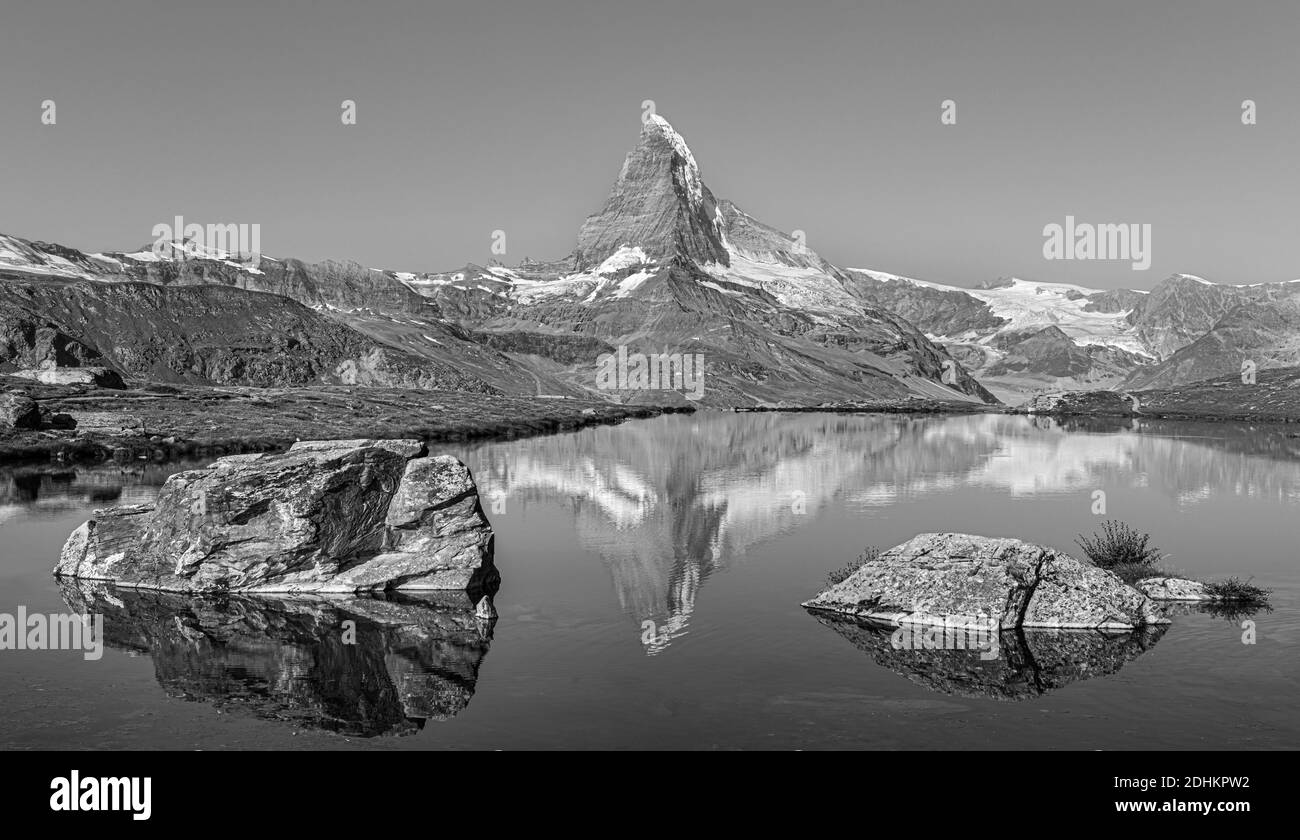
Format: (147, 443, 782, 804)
(643, 114, 704, 205)
(574, 114, 729, 270)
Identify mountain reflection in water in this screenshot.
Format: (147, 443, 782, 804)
(443, 412, 1300, 655)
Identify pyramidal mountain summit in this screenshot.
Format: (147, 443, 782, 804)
(3, 114, 1293, 406)
(575, 114, 731, 270)
(411, 113, 998, 406)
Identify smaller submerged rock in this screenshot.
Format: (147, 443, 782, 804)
(803, 533, 1168, 630)
(1018, 390, 1136, 417)
(1135, 576, 1211, 601)
(55, 439, 497, 595)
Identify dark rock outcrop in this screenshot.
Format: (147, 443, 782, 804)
(0, 391, 41, 430)
(1018, 389, 1137, 416)
(55, 439, 497, 594)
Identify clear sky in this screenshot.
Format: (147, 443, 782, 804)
(2, 0, 1298, 290)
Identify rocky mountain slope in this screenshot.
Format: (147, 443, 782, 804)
(0, 275, 495, 392)
(1125, 274, 1300, 359)
(0, 116, 997, 408)
(1124, 295, 1300, 389)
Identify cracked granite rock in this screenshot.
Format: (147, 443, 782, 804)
(802, 532, 1168, 630)
(55, 438, 497, 594)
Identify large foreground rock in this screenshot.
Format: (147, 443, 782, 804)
(803, 533, 1168, 630)
(55, 439, 497, 594)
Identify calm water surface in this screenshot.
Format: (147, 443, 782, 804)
(1, 412, 1297, 749)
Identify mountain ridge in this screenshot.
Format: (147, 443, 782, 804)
(5, 115, 1296, 405)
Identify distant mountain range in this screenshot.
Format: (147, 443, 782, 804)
(3, 115, 1297, 406)
(844, 270, 1300, 401)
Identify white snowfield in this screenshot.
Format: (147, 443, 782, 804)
(595, 245, 650, 275)
(1, 233, 268, 278)
(0, 234, 99, 279)
(850, 268, 1153, 356)
(704, 251, 862, 321)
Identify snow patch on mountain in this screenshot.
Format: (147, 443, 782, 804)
(850, 268, 926, 285)
(486, 265, 523, 282)
(0, 235, 97, 279)
(596, 245, 651, 275)
(850, 268, 1152, 356)
(707, 252, 860, 319)
(964, 278, 1148, 354)
(611, 270, 655, 298)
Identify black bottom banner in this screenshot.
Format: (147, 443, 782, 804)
(0, 750, 1285, 828)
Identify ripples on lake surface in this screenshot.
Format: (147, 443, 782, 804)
(1, 413, 1297, 749)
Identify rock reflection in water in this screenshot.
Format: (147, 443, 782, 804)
(1156, 599, 1273, 623)
(58, 579, 495, 737)
(809, 611, 1167, 700)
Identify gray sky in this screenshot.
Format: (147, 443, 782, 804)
(2, 0, 1297, 290)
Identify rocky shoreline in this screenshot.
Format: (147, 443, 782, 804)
(7, 368, 1298, 471)
(731, 397, 993, 415)
(0, 376, 691, 465)
(1008, 368, 1300, 423)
